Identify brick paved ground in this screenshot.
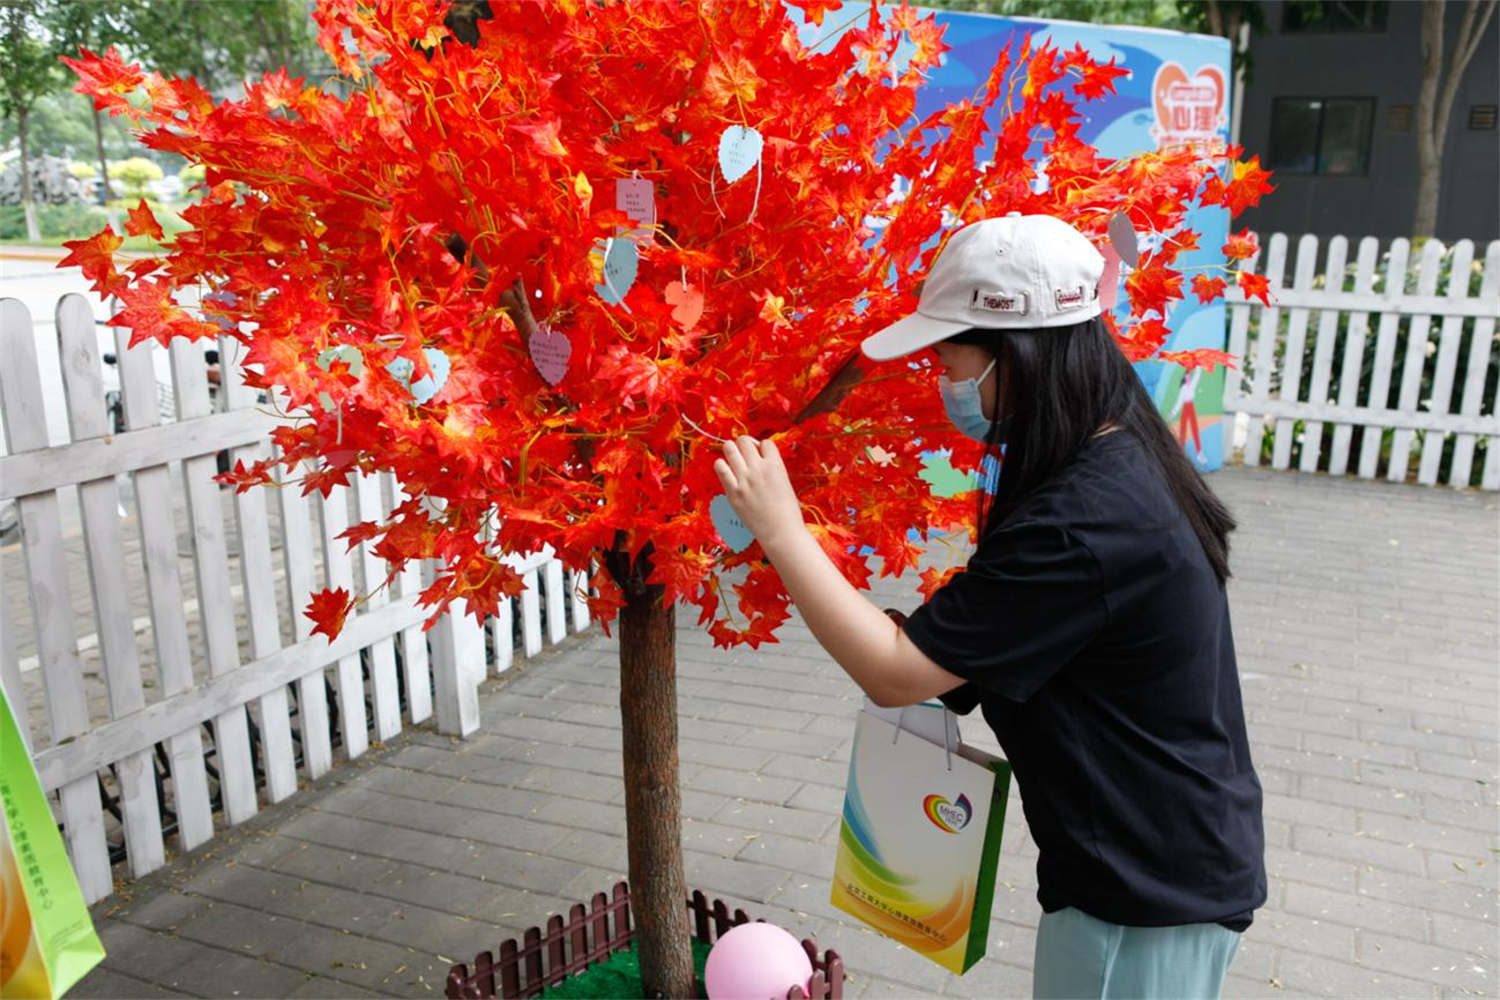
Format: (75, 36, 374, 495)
(72, 467, 1498, 1000)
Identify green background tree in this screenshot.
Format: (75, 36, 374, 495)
(1, 0, 63, 240)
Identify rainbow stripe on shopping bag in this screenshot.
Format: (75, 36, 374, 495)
(831, 709, 1010, 975)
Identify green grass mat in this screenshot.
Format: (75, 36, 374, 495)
(538, 937, 714, 1000)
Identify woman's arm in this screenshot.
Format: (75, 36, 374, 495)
(759, 524, 967, 707)
(715, 436, 967, 708)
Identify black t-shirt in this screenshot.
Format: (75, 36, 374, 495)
(902, 430, 1267, 931)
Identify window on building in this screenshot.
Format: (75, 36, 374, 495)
(1470, 105, 1498, 130)
(1283, 0, 1390, 32)
(1269, 98, 1374, 175)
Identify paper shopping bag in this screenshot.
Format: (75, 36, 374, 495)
(1, 687, 106, 999)
(830, 699, 1011, 975)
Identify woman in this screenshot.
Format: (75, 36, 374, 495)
(713, 214, 1266, 1000)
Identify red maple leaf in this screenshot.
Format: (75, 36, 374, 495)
(125, 200, 165, 241)
(1221, 157, 1275, 217)
(107, 279, 180, 349)
(917, 564, 964, 602)
(1073, 54, 1129, 101)
(306, 587, 355, 641)
(787, 0, 843, 26)
(1190, 274, 1227, 304)
(1117, 317, 1172, 362)
(1238, 271, 1274, 307)
(1124, 265, 1183, 318)
(59, 46, 143, 116)
(58, 228, 126, 297)
(1156, 348, 1237, 372)
(1222, 228, 1258, 261)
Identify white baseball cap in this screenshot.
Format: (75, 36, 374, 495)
(860, 212, 1106, 361)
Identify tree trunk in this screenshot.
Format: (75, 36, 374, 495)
(1414, 0, 1447, 238)
(17, 106, 39, 243)
(91, 104, 114, 206)
(611, 544, 696, 1000)
(1410, 0, 1495, 238)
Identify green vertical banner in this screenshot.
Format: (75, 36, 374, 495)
(1, 689, 106, 999)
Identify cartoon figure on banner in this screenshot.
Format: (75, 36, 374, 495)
(1170, 366, 1206, 466)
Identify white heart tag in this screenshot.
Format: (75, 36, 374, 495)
(718, 125, 764, 184)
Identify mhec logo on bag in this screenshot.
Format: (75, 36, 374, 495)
(923, 793, 974, 833)
(971, 289, 1027, 315)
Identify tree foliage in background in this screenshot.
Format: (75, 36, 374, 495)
(1, 0, 64, 239)
(3, 0, 325, 216)
(927, 0, 1267, 78)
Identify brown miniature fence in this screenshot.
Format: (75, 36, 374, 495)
(446, 881, 845, 999)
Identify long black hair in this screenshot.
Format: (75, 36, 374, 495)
(945, 316, 1237, 582)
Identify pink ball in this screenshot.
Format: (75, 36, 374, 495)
(704, 922, 814, 1000)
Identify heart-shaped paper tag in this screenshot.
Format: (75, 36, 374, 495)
(203, 289, 240, 332)
(316, 344, 365, 377)
(595, 238, 639, 307)
(387, 347, 450, 404)
(616, 176, 656, 245)
(529, 323, 572, 386)
(718, 125, 764, 184)
(664, 280, 705, 330)
(1107, 212, 1139, 268)
(710, 494, 754, 553)
(316, 344, 364, 411)
(1098, 245, 1122, 312)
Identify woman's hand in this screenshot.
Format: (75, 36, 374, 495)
(713, 436, 806, 551)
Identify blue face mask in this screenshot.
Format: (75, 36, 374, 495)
(938, 357, 998, 443)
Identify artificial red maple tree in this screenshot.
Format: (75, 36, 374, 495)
(62, 3, 1272, 994)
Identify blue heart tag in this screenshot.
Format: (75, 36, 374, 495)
(710, 494, 755, 553)
(718, 125, 763, 184)
(316, 344, 364, 410)
(594, 237, 639, 308)
(386, 346, 450, 404)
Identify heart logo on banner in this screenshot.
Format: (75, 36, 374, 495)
(718, 125, 764, 184)
(710, 494, 755, 552)
(1151, 63, 1226, 143)
(387, 347, 450, 404)
(528, 323, 572, 386)
(664, 280, 705, 330)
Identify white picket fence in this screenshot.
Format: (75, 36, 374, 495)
(1224, 234, 1500, 489)
(0, 293, 597, 904)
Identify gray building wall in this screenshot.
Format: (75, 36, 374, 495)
(1237, 0, 1498, 244)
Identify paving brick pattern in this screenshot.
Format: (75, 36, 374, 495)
(74, 468, 1497, 999)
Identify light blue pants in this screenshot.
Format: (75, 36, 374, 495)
(1032, 907, 1242, 1000)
